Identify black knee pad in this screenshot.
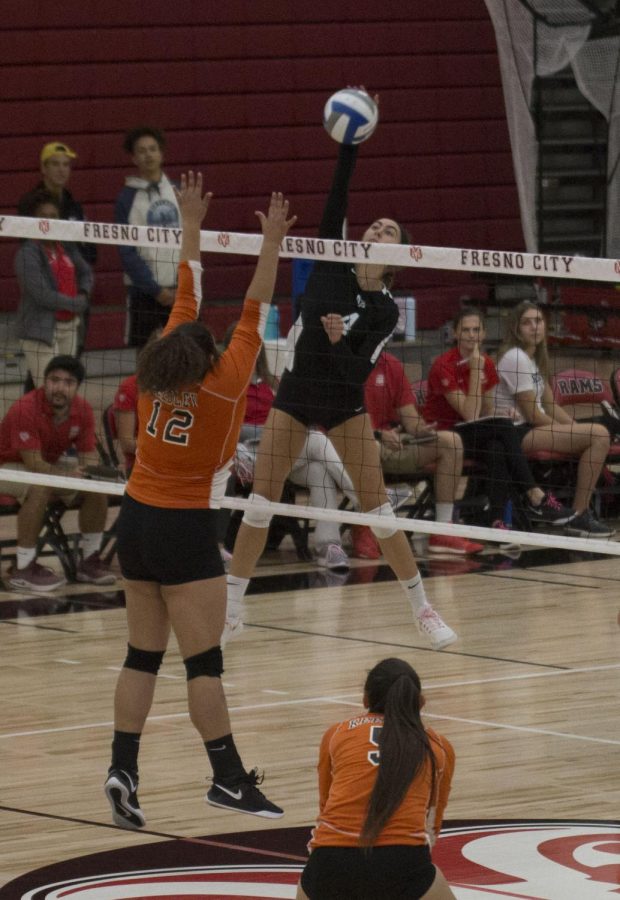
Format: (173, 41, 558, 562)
(184, 645, 224, 681)
(123, 643, 165, 675)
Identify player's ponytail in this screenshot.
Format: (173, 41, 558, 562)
(137, 322, 219, 394)
(360, 657, 435, 846)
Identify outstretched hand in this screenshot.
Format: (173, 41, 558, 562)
(255, 192, 297, 244)
(174, 171, 213, 225)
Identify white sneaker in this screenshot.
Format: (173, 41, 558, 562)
(415, 605, 457, 650)
(386, 484, 413, 511)
(316, 543, 350, 571)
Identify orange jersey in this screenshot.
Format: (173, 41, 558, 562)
(127, 260, 268, 508)
(310, 713, 455, 849)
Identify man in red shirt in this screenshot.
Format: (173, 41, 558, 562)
(0, 356, 115, 592)
(363, 352, 483, 556)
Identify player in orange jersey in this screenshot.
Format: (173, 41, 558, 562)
(297, 658, 456, 900)
(104, 172, 296, 827)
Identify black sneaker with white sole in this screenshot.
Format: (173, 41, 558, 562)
(206, 767, 283, 818)
(527, 491, 574, 525)
(104, 768, 145, 830)
(565, 509, 615, 538)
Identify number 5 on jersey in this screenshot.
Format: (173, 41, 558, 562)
(146, 399, 195, 446)
(368, 724, 382, 766)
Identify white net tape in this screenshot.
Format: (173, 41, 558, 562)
(1, 468, 618, 557)
(2, 214, 620, 281)
(2, 214, 619, 557)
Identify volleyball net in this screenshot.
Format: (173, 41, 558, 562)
(0, 213, 619, 563)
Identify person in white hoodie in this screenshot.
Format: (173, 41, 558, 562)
(115, 126, 180, 347)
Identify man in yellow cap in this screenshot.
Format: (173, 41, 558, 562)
(18, 141, 97, 267)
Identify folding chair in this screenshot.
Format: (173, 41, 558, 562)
(0, 493, 78, 584)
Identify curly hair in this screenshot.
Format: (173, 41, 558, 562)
(123, 126, 166, 155)
(137, 322, 219, 394)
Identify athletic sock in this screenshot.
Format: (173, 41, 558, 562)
(226, 575, 249, 620)
(399, 573, 429, 614)
(81, 532, 103, 558)
(111, 730, 141, 776)
(16, 546, 36, 569)
(205, 733, 246, 783)
(435, 503, 454, 524)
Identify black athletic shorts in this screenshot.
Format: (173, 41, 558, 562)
(300, 844, 436, 899)
(116, 494, 224, 585)
(272, 395, 366, 432)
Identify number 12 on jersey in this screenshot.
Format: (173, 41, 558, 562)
(146, 399, 195, 446)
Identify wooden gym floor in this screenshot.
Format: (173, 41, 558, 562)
(0, 529, 619, 896)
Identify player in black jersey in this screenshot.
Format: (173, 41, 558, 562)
(225, 126, 456, 651)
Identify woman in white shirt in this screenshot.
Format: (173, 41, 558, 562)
(496, 301, 613, 538)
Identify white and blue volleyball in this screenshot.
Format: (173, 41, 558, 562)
(323, 89, 378, 145)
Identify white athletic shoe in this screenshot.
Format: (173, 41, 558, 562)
(415, 604, 457, 650)
(316, 543, 350, 571)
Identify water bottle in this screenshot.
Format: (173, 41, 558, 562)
(503, 499, 513, 528)
(264, 304, 280, 340)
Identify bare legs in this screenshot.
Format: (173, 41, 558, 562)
(229, 408, 309, 579)
(113, 574, 230, 742)
(521, 422, 610, 513)
(329, 414, 419, 581)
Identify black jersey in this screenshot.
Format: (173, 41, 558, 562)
(275, 145, 399, 427)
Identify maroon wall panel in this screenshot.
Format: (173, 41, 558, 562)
(0, 0, 519, 344)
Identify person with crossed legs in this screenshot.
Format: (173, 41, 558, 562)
(496, 300, 612, 538)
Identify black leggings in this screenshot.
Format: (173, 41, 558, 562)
(457, 419, 536, 523)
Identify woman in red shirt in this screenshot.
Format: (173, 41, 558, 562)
(15, 190, 91, 387)
(423, 308, 573, 531)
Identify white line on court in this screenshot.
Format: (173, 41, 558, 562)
(422, 660, 620, 690)
(423, 712, 620, 746)
(2, 669, 619, 747)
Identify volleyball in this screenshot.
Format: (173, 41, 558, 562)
(323, 89, 378, 145)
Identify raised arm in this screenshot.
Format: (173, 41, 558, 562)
(245, 192, 296, 304)
(161, 172, 213, 336)
(175, 171, 212, 262)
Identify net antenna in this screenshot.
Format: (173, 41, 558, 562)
(485, 0, 620, 259)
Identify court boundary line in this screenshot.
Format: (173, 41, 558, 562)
(0, 804, 308, 863)
(2, 663, 619, 745)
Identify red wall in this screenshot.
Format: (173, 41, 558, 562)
(0, 0, 520, 345)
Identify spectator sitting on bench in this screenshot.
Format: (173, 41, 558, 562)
(0, 355, 115, 593)
(496, 300, 613, 538)
(422, 308, 574, 533)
